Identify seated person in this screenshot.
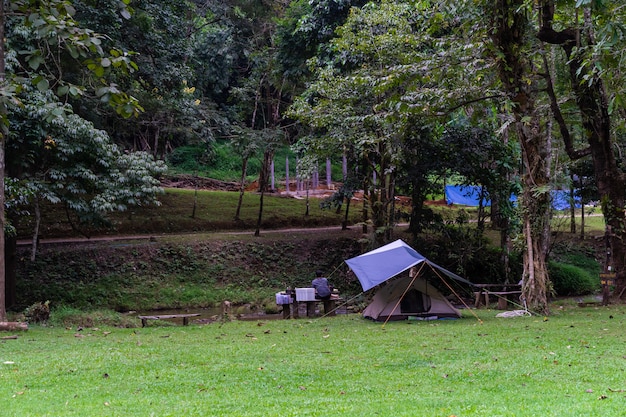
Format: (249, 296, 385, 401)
(312, 270, 332, 301)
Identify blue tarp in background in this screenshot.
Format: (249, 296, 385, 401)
(445, 185, 492, 206)
(551, 189, 582, 210)
(444, 185, 580, 210)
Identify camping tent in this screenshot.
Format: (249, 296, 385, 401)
(345, 240, 473, 321)
(361, 271, 461, 321)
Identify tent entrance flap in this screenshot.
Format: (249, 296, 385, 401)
(400, 289, 431, 314)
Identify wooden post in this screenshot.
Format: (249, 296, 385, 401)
(282, 304, 291, 319)
(306, 301, 316, 317)
(285, 156, 290, 193)
(326, 158, 332, 189)
(323, 300, 336, 316)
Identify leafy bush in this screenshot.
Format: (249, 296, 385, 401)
(548, 261, 599, 296)
(24, 301, 50, 323)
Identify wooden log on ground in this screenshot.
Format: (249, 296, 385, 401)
(0, 322, 28, 331)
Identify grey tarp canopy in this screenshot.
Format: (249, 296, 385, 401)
(345, 239, 474, 321)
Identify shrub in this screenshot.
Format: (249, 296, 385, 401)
(24, 301, 50, 323)
(548, 261, 599, 296)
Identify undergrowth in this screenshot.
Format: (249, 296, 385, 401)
(15, 236, 363, 313)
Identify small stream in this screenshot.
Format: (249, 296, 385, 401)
(130, 302, 349, 325)
(130, 305, 284, 325)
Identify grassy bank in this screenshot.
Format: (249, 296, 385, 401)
(1, 305, 625, 416)
(16, 228, 366, 313)
(16, 189, 367, 239)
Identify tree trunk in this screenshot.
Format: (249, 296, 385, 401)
(361, 174, 369, 234)
(518, 127, 551, 314)
(490, 0, 551, 314)
(31, 196, 41, 260)
(255, 149, 274, 236)
(408, 176, 430, 236)
(254, 188, 265, 237)
(342, 197, 351, 230)
(235, 157, 249, 221)
(0, 134, 5, 321)
(191, 183, 198, 219)
(0, 0, 7, 321)
(569, 179, 576, 234)
(5, 234, 16, 310)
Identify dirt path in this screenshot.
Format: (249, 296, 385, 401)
(16, 224, 382, 247)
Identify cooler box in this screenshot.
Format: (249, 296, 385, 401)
(295, 287, 316, 302)
(275, 293, 292, 305)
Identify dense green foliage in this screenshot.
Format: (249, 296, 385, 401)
(7, 0, 623, 319)
(548, 242, 602, 296)
(548, 262, 599, 296)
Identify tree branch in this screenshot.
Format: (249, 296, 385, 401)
(536, 0, 577, 50)
(539, 49, 591, 160)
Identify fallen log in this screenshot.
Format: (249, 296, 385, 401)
(0, 322, 29, 332)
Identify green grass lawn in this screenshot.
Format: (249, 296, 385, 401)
(2, 304, 625, 416)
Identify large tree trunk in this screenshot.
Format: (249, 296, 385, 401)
(490, 0, 551, 314)
(5, 234, 16, 310)
(518, 124, 551, 314)
(0, 2, 6, 321)
(0, 134, 5, 321)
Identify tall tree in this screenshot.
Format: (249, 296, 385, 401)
(536, 0, 626, 296)
(7, 86, 166, 254)
(290, 1, 432, 243)
(0, 0, 143, 321)
(0, 0, 6, 321)
(487, 0, 552, 314)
